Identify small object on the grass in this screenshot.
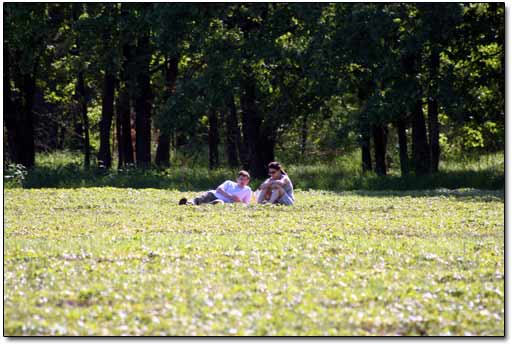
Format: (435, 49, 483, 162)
(178, 197, 188, 205)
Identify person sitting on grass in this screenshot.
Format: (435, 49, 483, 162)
(257, 161, 294, 205)
(179, 170, 252, 205)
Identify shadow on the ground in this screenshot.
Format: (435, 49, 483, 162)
(6, 164, 236, 192)
(4, 162, 504, 199)
(292, 167, 504, 191)
(330, 188, 504, 203)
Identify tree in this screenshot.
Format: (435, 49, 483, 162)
(4, 3, 504, 176)
(75, 70, 91, 169)
(151, 3, 204, 167)
(404, 49, 431, 176)
(92, 3, 121, 169)
(4, 4, 53, 168)
(134, 5, 153, 168)
(155, 56, 179, 167)
(330, 3, 400, 175)
(440, 3, 504, 155)
(207, 108, 219, 169)
(416, 4, 463, 172)
(117, 3, 137, 168)
(225, 93, 241, 168)
(395, 119, 409, 176)
(357, 83, 373, 173)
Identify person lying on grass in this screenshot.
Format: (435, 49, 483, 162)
(257, 161, 295, 205)
(179, 170, 252, 205)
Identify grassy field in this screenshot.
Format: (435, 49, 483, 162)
(4, 150, 504, 191)
(4, 187, 504, 335)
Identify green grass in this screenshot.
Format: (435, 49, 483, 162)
(288, 151, 504, 191)
(3, 150, 504, 191)
(4, 188, 504, 335)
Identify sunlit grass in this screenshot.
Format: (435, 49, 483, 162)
(4, 188, 504, 335)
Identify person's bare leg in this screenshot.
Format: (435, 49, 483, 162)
(257, 187, 272, 204)
(269, 185, 285, 204)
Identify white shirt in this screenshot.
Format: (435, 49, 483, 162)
(213, 180, 252, 204)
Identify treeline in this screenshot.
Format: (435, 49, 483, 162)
(3, 3, 504, 178)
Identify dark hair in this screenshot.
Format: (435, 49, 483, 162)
(268, 161, 286, 175)
(238, 170, 250, 179)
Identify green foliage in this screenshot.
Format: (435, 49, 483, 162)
(4, 163, 29, 188)
(4, 188, 503, 335)
(4, 3, 504, 172)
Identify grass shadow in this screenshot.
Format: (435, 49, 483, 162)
(334, 188, 504, 202)
(4, 154, 504, 195)
(5, 163, 242, 192)
(291, 167, 504, 193)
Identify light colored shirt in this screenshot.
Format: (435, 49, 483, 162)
(213, 180, 252, 204)
(263, 174, 294, 201)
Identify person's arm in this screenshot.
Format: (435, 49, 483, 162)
(216, 182, 241, 202)
(271, 176, 290, 188)
(241, 189, 252, 204)
(259, 178, 272, 190)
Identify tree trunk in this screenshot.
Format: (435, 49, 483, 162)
(116, 9, 127, 170)
(155, 133, 171, 168)
(77, 71, 90, 169)
(428, 98, 440, 173)
(360, 119, 372, 173)
(403, 51, 431, 176)
(118, 88, 134, 167)
(225, 93, 240, 168)
(16, 78, 34, 167)
(123, 104, 135, 167)
(240, 72, 267, 179)
(300, 113, 308, 159)
(134, 32, 152, 168)
(71, 6, 89, 169)
(58, 125, 65, 150)
(208, 108, 219, 170)
(72, 112, 84, 151)
(155, 56, 179, 168)
(116, 92, 124, 169)
(396, 118, 409, 176)
(112, 81, 118, 165)
(117, 39, 135, 168)
(16, 65, 38, 169)
(98, 72, 115, 169)
(428, 46, 440, 173)
(259, 134, 275, 168)
(412, 99, 431, 176)
(373, 123, 387, 176)
(239, 91, 250, 169)
(357, 84, 372, 173)
(3, 46, 18, 164)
